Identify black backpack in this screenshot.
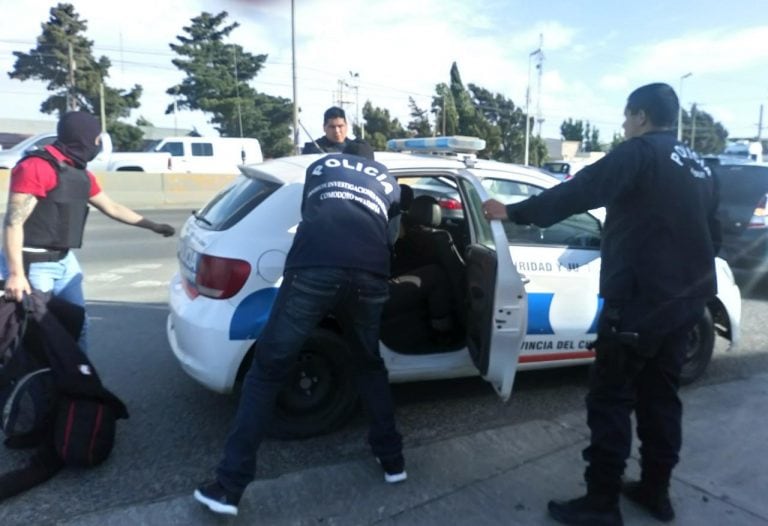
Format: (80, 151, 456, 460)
(0, 298, 56, 442)
(0, 292, 128, 467)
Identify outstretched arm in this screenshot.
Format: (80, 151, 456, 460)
(88, 191, 175, 237)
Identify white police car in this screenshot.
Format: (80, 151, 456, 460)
(167, 136, 741, 438)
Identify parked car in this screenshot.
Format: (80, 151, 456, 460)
(0, 132, 57, 169)
(166, 137, 742, 439)
(709, 159, 768, 269)
(540, 161, 574, 181)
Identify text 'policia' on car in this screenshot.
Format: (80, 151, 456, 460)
(167, 136, 741, 439)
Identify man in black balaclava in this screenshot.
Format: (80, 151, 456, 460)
(53, 110, 103, 168)
(1, 111, 176, 351)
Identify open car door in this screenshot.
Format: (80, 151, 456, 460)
(458, 176, 528, 401)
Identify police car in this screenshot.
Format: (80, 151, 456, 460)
(167, 136, 741, 438)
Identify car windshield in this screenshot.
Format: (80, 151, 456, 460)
(194, 176, 281, 231)
(481, 178, 601, 249)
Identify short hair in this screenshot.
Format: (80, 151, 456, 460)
(323, 106, 346, 125)
(625, 83, 679, 128)
(342, 140, 374, 160)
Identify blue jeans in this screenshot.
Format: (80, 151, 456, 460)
(217, 267, 403, 494)
(0, 251, 88, 352)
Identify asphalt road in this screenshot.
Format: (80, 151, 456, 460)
(1, 209, 767, 525)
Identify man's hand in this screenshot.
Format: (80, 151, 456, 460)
(151, 223, 176, 237)
(482, 199, 509, 221)
(4, 274, 31, 302)
(136, 218, 175, 237)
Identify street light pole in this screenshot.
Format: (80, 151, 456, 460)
(524, 47, 541, 166)
(677, 72, 692, 142)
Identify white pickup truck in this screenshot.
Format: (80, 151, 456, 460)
(3, 132, 263, 174)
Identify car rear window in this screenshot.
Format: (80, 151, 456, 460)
(194, 176, 282, 231)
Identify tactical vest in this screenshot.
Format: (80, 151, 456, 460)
(19, 150, 90, 250)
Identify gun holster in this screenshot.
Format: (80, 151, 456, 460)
(588, 307, 644, 384)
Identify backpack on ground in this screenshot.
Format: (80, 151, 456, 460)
(0, 291, 128, 467)
(0, 297, 57, 443)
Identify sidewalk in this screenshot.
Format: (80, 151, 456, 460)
(63, 374, 768, 525)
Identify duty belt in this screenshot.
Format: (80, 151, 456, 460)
(22, 248, 70, 265)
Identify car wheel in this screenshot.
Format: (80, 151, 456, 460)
(680, 308, 715, 386)
(268, 329, 359, 439)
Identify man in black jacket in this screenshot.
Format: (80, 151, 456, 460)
(484, 83, 719, 526)
(301, 106, 354, 154)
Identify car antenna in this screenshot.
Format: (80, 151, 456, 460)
(298, 119, 327, 153)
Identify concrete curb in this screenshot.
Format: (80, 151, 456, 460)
(58, 374, 768, 525)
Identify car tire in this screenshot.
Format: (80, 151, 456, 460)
(268, 329, 359, 439)
(680, 308, 715, 386)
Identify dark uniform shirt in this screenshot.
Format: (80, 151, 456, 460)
(301, 136, 353, 154)
(285, 153, 401, 277)
(506, 130, 719, 304)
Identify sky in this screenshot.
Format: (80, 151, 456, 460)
(0, 0, 767, 147)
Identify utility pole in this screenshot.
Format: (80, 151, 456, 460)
(233, 47, 243, 137)
(535, 34, 545, 138)
(99, 82, 106, 132)
(442, 94, 446, 136)
(337, 79, 345, 108)
(67, 42, 77, 111)
(690, 104, 697, 150)
(291, 0, 299, 154)
(758, 104, 764, 140)
(677, 72, 692, 141)
(345, 72, 363, 139)
(524, 41, 543, 166)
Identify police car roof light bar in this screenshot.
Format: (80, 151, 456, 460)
(386, 136, 486, 154)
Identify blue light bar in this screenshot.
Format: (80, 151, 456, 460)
(386, 136, 486, 153)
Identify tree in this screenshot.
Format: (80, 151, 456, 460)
(583, 122, 602, 152)
(560, 118, 585, 141)
(8, 3, 144, 150)
(167, 11, 293, 158)
(431, 83, 458, 136)
(681, 105, 728, 154)
(361, 101, 408, 151)
(407, 97, 432, 137)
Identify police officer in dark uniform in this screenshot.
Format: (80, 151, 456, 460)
(301, 106, 354, 154)
(194, 141, 406, 517)
(483, 83, 719, 525)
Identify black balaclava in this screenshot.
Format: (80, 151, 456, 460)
(53, 111, 101, 168)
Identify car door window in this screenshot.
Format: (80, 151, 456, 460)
(481, 178, 601, 249)
(191, 143, 214, 156)
(158, 142, 184, 157)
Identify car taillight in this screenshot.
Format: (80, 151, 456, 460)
(437, 197, 463, 210)
(195, 254, 251, 299)
(748, 195, 768, 229)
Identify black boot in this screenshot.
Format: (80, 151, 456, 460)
(548, 493, 623, 526)
(622, 480, 674, 522)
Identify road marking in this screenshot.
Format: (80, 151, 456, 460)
(131, 280, 168, 288)
(87, 273, 123, 283)
(86, 264, 167, 283)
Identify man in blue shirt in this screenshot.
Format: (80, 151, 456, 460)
(194, 141, 405, 517)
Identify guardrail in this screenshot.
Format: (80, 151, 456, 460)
(0, 169, 236, 209)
